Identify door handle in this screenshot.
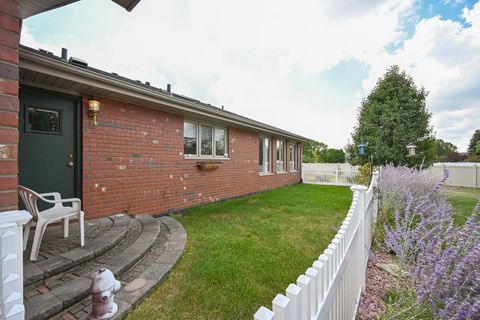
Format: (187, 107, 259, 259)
(67, 161, 74, 167)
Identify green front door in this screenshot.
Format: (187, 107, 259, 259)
(19, 89, 80, 208)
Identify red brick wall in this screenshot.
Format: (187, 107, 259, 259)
(82, 97, 302, 219)
(0, 0, 19, 211)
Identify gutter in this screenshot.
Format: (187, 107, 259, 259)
(19, 47, 310, 142)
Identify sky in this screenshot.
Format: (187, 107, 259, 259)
(20, 0, 480, 151)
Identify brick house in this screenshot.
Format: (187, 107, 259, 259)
(1, 1, 307, 220)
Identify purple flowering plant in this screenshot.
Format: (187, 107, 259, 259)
(379, 165, 480, 319)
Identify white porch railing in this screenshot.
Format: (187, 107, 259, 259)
(254, 172, 379, 320)
(0, 210, 32, 320)
(302, 164, 359, 186)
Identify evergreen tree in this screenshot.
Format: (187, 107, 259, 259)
(346, 66, 434, 167)
(468, 129, 480, 155)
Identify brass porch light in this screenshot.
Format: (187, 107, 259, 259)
(88, 98, 101, 125)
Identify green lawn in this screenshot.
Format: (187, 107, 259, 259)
(445, 187, 480, 225)
(127, 184, 352, 320)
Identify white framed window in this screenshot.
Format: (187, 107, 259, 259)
(200, 124, 213, 156)
(259, 136, 271, 174)
(215, 127, 226, 157)
(183, 120, 228, 158)
(184, 121, 198, 156)
(276, 139, 286, 172)
(289, 142, 298, 171)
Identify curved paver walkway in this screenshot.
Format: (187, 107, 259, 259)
(24, 214, 132, 286)
(51, 216, 187, 320)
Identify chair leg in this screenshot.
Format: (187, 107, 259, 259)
(63, 217, 69, 238)
(30, 220, 48, 261)
(79, 211, 85, 247)
(23, 221, 32, 251)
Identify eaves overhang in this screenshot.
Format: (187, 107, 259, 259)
(19, 47, 310, 142)
(19, 0, 142, 19)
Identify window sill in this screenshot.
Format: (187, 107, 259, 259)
(290, 170, 299, 173)
(184, 156, 230, 161)
(277, 171, 288, 174)
(259, 172, 273, 176)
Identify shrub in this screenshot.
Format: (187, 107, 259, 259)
(355, 162, 372, 186)
(383, 171, 451, 264)
(374, 165, 443, 248)
(379, 165, 480, 319)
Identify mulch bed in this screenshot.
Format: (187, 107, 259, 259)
(356, 251, 396, 320)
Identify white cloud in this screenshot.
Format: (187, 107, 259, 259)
(360, 2, 480, 151)
(21, 0, 479, 151)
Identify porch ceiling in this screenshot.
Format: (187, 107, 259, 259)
(19, 46, 310, 142)
(19, 0, 141, 19)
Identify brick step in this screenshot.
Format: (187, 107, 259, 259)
(24, 215, 162, 320)
(54, 216, 187, 320)
(24, 214, 133, 287)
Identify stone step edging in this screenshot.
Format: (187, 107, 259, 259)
(25, 215, 161, 320)
(24, 214, 132, 287)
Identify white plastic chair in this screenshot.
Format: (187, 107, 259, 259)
(18, 185, 85, 261)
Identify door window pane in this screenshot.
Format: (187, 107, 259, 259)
(215, 127, 226, 156)
(184, 121, 197, 155)
(26, 107, 61, 134)
(201, 124, 213, 156)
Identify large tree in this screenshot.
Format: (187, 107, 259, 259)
(302, 140, 328, 163)
(433, 139, 457, 160)
(346, 66, 435, 167)
(468, 129, 480, 155)
(321, 148, 346, 163)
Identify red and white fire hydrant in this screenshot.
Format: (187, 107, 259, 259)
(88, 268, 121, 320)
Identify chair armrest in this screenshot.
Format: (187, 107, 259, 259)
(39, 192, 61, 201)
(39, 192, 63, 208)
(54, 198, 82, 211)
(38, 196, 82, 211)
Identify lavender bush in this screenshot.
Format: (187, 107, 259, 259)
(379, 165, 480, 319)
(413, 209, 480, 319)
(383, 171, 452, 264)
(374, 165, 446, 247)
(378, 165, 443, 213)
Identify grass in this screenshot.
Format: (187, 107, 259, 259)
(445, 186, 480, 225)
(380, 286, 433, 320)
(127, 184, 352, 320)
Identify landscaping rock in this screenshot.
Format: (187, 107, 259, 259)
(356, 251, 396, 320)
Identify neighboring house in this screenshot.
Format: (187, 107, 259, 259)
(0, 1, 308, 219)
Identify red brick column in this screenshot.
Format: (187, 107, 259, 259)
(0, 0, 20, 211)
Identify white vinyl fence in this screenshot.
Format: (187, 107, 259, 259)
(302, 164, 359, 186)
(432, 163, 479, 188)
(254, 172, 379, 320)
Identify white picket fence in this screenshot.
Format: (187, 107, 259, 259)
(302, 164, 359, 186)
(254, 172, 379, 320)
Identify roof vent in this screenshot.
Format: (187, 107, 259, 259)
(69, 57, 88, 68)
(61, 48, 68, 61)
(145, 81, 150, 86)
(167, 83, 172, 95)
